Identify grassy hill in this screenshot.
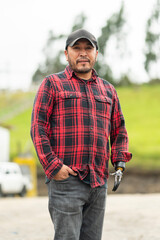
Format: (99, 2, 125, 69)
(116, 84, 160, 170)
(1, 84, 160, 170)
(0, 91, 35, 160)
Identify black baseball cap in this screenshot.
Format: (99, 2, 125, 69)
(65, 29, 98, 50)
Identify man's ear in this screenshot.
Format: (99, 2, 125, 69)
(64, 50, 68, 61)
(96, 50, 98, 61)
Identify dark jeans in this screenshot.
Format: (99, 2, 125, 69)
(48, 175, 107, 240)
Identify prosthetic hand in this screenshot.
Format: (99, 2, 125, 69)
(110, 162, 126, 191)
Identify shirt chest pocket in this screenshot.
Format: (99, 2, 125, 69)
(58, 91, 82, 110)
(94, 95, 112, 119)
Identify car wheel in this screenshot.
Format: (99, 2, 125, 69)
(19, 186, 27, 197)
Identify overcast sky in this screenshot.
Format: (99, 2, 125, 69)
(0, 0, 157, 90)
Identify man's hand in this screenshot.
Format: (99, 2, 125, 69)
(111, 161, 126, 191)
(110, 169, 123, 191)
(53, 164, 77, 181)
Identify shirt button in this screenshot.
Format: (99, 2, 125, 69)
(90, 127, 93, 130)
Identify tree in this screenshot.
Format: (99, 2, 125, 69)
(144, 0, 160, 78)
(32, 30, 66, 83)
(71, 13, 87, 32)
(32, 13, 87, 84)
(32, 4, 129, 86)
(94, 2, 128, 85)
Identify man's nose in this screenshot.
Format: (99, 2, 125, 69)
(79, 49, 87, 56)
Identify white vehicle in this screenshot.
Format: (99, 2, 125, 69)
(0, 162, 32, 197)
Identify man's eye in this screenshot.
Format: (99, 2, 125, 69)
(86, 47, 92, 50)
(73, 46, 80, 50)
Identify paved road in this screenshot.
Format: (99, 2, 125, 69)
(0, 194, 160, 240)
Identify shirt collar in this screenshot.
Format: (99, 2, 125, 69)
(65, 65, 98, 83)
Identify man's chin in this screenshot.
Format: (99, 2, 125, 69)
(75, 67, 91, 74)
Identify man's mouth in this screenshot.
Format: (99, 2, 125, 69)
(77, 59, 90, 64)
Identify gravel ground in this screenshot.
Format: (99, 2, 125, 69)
(0, 194, 160, 240)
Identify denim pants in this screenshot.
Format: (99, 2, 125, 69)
(48, 175, 107, 240)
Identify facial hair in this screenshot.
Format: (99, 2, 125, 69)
(67, 55, 96, 74)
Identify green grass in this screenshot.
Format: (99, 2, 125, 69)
(0, 91, 35, 120)
(1, 84, 160, 170)
(5, 107, 34, 158)
(116, 84, 160, 170)
(0, 91, 37, 161)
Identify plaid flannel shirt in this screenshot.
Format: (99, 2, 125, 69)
(31, 65, 132, 188)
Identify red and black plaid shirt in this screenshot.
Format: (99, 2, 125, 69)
(31, 65, 132, 188)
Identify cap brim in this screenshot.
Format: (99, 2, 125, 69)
(69, 37, 96, 48)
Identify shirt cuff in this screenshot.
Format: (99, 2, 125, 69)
(44, 157, 63, 179)
(111, 151, 132, 165)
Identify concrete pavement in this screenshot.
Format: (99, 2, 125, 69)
(0, 194, 160, 240)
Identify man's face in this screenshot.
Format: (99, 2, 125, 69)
(65, 39, 98, 78)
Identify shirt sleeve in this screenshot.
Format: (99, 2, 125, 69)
(30, 77, 63, 179)
(110, 88, 132, 165)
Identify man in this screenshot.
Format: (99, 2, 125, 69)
(31, 29, 132, 240)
